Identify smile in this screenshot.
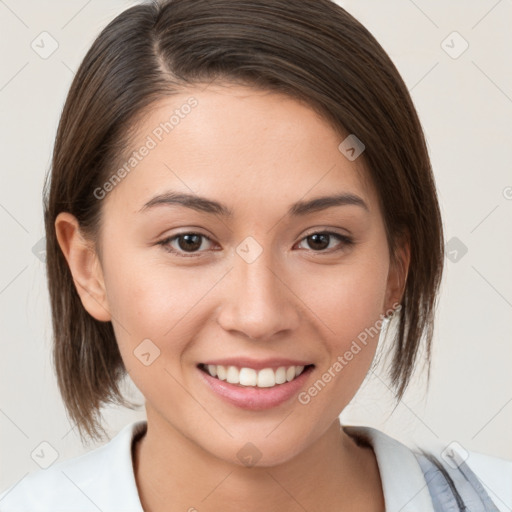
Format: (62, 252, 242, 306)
(198, 363, 314, 388)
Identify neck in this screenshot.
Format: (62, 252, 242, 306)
(132, 410, 384, 512)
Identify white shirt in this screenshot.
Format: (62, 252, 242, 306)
(0, 420, 510, 511)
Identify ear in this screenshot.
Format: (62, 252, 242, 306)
(55, 212, 111, 322)
(384, 233, 410, 313)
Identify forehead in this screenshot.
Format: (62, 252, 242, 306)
(103, 83, 377, 217)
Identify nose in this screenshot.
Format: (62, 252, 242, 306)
(216, 244, 301, 341)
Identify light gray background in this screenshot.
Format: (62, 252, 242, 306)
(1, 0, 511, 494)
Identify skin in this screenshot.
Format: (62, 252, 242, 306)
(56, 83, 409, 511)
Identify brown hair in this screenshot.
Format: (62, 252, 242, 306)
(44, 0, 444, 442)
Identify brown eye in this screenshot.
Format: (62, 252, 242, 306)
(306, 233, 330, 250)
(158, 233, 214, 257)
(297, 231, 353, 253)
(176, 234, 203, 252)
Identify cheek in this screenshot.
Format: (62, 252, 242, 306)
(102, 255, 203, 401)
(101, 245, 227, 358)
(297, 244, 389, 396)
(303, 252, 389, 345)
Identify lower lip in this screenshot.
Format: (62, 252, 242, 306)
(197, 365, 314, 410)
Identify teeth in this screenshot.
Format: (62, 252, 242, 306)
(257, 368, 275, 388)
(239, 367, 257, 386)
(216, 365, 226, 380)
(203, 364, 307, 387)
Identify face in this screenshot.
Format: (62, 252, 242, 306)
(60, 83, 406, 466)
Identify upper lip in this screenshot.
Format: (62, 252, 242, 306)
(200, 358, 314, 371)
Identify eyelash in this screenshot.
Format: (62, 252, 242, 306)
(156, 230, 354, 258)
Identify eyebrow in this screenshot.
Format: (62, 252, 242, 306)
(139, 191, 369, 217)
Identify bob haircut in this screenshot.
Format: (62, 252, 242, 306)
(44, 0, 444, 442)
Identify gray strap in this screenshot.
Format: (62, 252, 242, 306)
(415, 451, 500, 512)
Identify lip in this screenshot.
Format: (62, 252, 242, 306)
(197, 364, 315, 410)
(200, 358, 313, 371)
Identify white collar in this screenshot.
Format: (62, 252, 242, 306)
(93, 420, 435, 511)
(52, 420, 148, 511)
(1, 420, 435, 511)
(343, 425, 434, 511)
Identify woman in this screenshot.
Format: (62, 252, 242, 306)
(1, 0, 510, 510)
